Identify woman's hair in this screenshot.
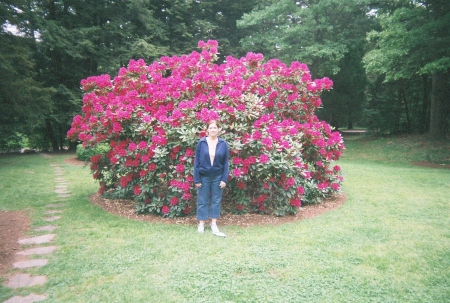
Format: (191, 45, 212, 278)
(206, 120, 220, 129)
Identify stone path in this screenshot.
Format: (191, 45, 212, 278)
(3, 160, 71, 303)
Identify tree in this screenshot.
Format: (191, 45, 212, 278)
(238, 0, 376, 129)
(364, 0, 450, 139)
(3, 0, 261, 150)
(0, 0, 54, 150)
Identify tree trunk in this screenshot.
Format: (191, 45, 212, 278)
(401, 88, 411, 133)
(429, 72, 449, 140)
(347, 120, 353, 130)
(45, 119, 59, 151)
(420, 75, 430, 133)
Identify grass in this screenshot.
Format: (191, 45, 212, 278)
(0, 135, 449, 303)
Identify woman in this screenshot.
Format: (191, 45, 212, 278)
(194, 120, 229, 237)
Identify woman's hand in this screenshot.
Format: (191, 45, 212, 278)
(195, 183, 202, 188)
(220, 181, 226, 189)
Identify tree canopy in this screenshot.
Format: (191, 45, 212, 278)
(1, 0, 448, 151)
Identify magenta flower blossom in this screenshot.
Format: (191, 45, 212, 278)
(232, 168, 243, 178)
(259, 154, 270, 164)
(289, 199, 301, 207)
(170, 197, 179, 206)
(161, 205, 170, 214)
(175, 164, 185, 173)
(318, 182, 330, 190)
(261, 137, 273, 148)
(133, 185, 142, 196)
(233, 158, 243, 165)
(138, 141, 148, 149)
(128, 142, 137, 151)
(331, 183, 340, 191)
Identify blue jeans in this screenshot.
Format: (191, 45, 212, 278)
(196, 174, 223, 220)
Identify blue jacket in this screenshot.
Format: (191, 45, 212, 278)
(194, 137, 229, 184)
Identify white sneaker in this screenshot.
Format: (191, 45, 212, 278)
(211, 224, 226, 237)
(198, 224, 205, 233)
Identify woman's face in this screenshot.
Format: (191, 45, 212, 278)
(207, 123, 219, 137)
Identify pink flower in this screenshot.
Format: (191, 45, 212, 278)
(161, 205, 170, 214)
(170, 197, 179, 206)
(259, 154, 270, 164)
(302, 171, 311, 179)
(175, 164, 185, 173)
(232, 168, 242, 178)
(138, 141, 148, 149)
(183, 206, 191, 215)
(331, 183, 340, 191)
(333, 165, 341, 172)
(237, 181, 246, 189)
(252, 131, 262, 140)
(113, 122, 122, 134)
(297, 186, 305, 195)
(148, 163, 157, 171)
(318, 182, 330, 190)
(261, 137, 273, 148)
(233, 158, 243, 165)
(289, 199, 301, 207)
(285, 177, 296, 188)
(185, 148, 194, 157)
(133, 185, 142, 196)
(182, 192, 192, 200)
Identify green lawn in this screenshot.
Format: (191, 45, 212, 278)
(0, 136, 449, 302)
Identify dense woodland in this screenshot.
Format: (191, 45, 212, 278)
(1, 0, 449, 151)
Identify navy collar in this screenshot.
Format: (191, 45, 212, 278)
(199, 137, 225, 142)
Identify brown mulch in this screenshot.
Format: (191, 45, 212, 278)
(410, 161, 450, 169)
(0, 210, 30, 277)
(90, 193, 347, 227)
(66, 156, 347, 226)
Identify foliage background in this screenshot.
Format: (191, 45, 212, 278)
(1, 0, 449, 151)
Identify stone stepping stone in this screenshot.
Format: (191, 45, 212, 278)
(5, 274, 47, 288)
(54, 177, 65, 182)
(19, 234, 55, 245)
(13, 259, 48, 269)
(45, 203, 66, 208)
(17, 246, 58, 256)
(34, 225, 58, 231)
(56, 194, 71, 198)
(54, 185, 67, 189)
(3, 293, 47, 303)
(44, 210, 64, 214)
(54, 189, 70, 194)
(44, 216, 61, 221)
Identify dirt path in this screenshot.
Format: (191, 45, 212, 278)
(0, 211, 30, 277)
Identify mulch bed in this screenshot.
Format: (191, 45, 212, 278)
(90, 192, 347, 227)
(410, 161, 450, 169)
(0, 210, 30, 277)
(65, 156, 348, 226)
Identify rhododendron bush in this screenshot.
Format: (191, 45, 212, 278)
(68, 40, 344, 217)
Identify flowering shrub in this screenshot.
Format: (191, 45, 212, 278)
(67, 40, 344, 217)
